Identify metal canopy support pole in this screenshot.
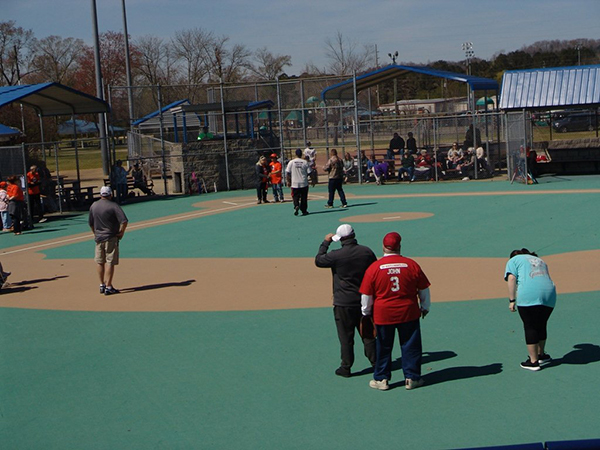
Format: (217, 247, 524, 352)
(324, 104, 330, 156)
(470, 84, 478, 180)
(300, 80, 307, 147)
(54, 143, 63, 214)
(220, 78, 230, 191)
(21, 143, 34, 229)
(276, 77, 285, 159)
(71, 113, 81, 185)
(156, 84, 168, 195)
(368, 88, 375, 153)
(523, 109, 529, 184)
(353, 72, 363, 184)
(38, 114, 46, 163)
(433, 118, 438, 181)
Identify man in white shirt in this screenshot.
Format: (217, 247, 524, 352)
(303, 141, 318, 187)
(286, 148, 312, 216)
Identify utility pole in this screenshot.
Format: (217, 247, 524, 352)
(121, 0, 135, 127)
(388, 51, 399, 117)
(91, 0, 110, 175)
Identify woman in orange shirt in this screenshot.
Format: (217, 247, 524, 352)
(6, 176, 25, 235)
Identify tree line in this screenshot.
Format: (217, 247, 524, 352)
(1, 19, 598, 141)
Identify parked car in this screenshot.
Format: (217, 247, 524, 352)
(552, 112, 598, 133)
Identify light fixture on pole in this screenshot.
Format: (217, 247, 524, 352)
(388, 51, 399, 117)
(461, 42, 474, 76)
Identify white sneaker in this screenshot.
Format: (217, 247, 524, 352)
(405, 378, 424, 390)
(369, 379, 389, 391)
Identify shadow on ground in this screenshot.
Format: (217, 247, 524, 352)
(121, 280, 196, 293)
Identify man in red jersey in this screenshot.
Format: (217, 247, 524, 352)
(360, 232, 431, 391)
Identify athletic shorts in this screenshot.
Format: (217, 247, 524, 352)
(95, 237, 120, 265)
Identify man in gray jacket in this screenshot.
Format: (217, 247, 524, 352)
(315, 224, 377, 377)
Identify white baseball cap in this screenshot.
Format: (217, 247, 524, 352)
(100, 186, 112, 197)
(332, 224, 355, 242)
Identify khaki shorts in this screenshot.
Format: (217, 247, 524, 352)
(95, 237, 120, 265)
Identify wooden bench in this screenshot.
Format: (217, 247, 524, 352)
(58, 182, 98, 208)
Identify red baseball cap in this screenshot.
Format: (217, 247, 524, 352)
(383, 232, 401, 250)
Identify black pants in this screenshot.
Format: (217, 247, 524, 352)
(8, 200, 24, 234)
(327, 178, 347, 206)
(28, 193, 43, 221)
(291, 186, 308, 213)
(333, 306, 376, 370)
(518, 305, 553, 345)
(256, 182, 268, 201)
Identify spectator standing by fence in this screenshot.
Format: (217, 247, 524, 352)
(27, 165, 46, 223)
(269, 153, 284, 203)
(0, 181, 12, 231)
(6, 176, 25, 235)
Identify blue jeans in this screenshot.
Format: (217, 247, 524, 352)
(398, 166, 415, 181)
(271, 182, 284, 201)
(1, 211, 12, 229)
(374, 319, 422, 381)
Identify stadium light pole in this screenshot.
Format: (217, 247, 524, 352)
(121, 0, 135, 127)
(462, 42, 474, 76)
(91, 0, 110, 175)
(388, 51, 399, 117)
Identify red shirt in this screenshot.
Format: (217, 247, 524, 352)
(7, 183, 24, 202)
(360, 254, 430, 325)
(269, 161, 282, 184)
(27, 171, 41, 195)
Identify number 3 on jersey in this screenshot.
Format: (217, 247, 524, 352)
(390, 276, 400, 292)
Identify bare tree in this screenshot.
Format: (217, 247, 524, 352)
(136, 35, 178, 86)
(171, 28, 212, 83)
(200, 35, 251, 84)
(324, 31, 375, 76)
(248, 47, 292, 81)
(0, 20, 35, 86)
(30, 35, 84, 84)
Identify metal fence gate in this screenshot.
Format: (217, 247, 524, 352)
(505, 111, 531, 184)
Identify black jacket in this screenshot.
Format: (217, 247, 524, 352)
(315, 238, 377, 307)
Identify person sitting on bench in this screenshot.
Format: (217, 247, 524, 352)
(131, 163, 154, 195)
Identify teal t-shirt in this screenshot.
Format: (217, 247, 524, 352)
(504, 254, 556, 308)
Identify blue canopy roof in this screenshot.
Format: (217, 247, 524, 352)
(132, 99, 188, 126)
(0, 82, 109, 116)
(322, 64, 499, 101)
(0, 123, 21, 137)
(499, 64, 600, 110)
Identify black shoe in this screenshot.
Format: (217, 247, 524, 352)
(302, 211, 309, 216)
(104, 286, 119, 296)
(520, 358, 540, 371)
(99, 284, 106, 294)
(294, 206, 299, 216)
(538, 353, 552, 366)
(335, 367, 351, 378)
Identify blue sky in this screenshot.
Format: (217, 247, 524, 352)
(5, 0, 600, 74)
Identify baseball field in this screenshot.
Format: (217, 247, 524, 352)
(1, 175, 599, 449)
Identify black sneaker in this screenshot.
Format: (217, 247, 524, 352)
(99, 284, 106, 294)
(520, 358, 541, 371)
(104, 286, 119, 296)
(294, 206, 299, 216)
(538, 353, 552, 366)
(335, 367, 351, 378)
